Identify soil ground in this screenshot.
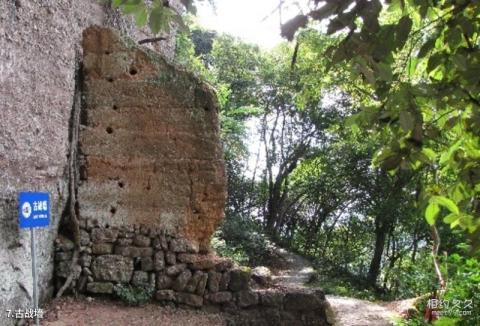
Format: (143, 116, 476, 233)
(39, 296, 226, 326)
(269, 247, 402, 326)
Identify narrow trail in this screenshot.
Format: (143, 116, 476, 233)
(270, 248, 400, 326)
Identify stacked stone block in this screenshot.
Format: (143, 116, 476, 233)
(55, 221, 330, 326)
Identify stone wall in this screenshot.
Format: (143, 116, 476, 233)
(0, 1, 182, 323)
(55, 223, 330, 326)
(78, 26, 226, 250)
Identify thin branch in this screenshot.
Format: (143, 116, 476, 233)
(431, 225, 446, 290)
(138, 37, 167, 45)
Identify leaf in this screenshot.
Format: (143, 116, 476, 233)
(122, 4, 142, 14)
(134, 7, 148, 27)
(425, 202, 440, 225)
(281, 15, 308, 41)
(394, 16, 412, 50)
(443, 212, 460, 224)
(358, 63, 376, 85)
(414, 0, 428, 18)
(445, 27, 463, 49)
(149, 5, 173, 34)
(387, 0, 402, 14)
(410, 150, 431, 165)
(399, 110, 415, 131)
(427, 53, 444, 73)
(430, 195, 460, 214)
(375, 62, 393, 82)
(112, 0, 126, 8)
(381, 154, 402, 170)
(452, 53, 467, 71)
(422, 147, 437, 160)
(439, 140, 462, 164)
(417, 38, 435, 58)
(327, 18, 348, 35)
(407, 58, 418, 77)
(309, 2, 337, 21)
(457, 16, 474, 37)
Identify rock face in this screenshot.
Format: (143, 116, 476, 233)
(78, 27, 226, 250)
(0, 1, 183, 322)
(92, 255, 133, 282)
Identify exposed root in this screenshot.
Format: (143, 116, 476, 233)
(56, 52, 82, 298)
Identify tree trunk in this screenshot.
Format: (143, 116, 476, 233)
(367, 224, 387, 286)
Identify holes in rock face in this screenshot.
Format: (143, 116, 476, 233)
(105, 223, 110, 229)
(204, 106, 210, 112)
(105, 50, 111, 55)
(107, 77, 114, 82)
(129, 67, 138, 75)
(118, 181, 124, 188)
(110, 207, 117, 215)
(113, 105, 118, 111)
(134, 257, 141, 270)
(106, 126, 113, 134)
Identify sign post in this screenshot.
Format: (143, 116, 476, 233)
(19, 192, 50, 326)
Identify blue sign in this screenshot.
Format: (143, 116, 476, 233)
(18, 192, 50, 229)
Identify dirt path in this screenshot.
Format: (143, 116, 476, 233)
(41, 296, 225, 326)
(270, 248, 400, 326)
(327, 296, 399, 326)
(271, 248, 315, 288)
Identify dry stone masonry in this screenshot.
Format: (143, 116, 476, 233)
(55, 222, 330, 326)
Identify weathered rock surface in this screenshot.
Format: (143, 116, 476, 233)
(229, 268, 251, 292)
(0, 2, 183, 322)
(284, 289, 325, 311)
(251, 266, 273, 286)
(172, 270, 192, 292)
(78, 27, 226, 251)
(206, 291, 232, 304)
(87, 282, 114, 294)
(91, 255, 133, 282)
(177, 292, 204, 308)
(55, 224, 330, 325)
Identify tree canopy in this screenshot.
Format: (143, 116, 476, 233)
(281, 0, 480, 249)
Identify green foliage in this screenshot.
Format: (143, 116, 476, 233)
(173, 8, 477, 315)
(396, 251, 480, 326)
(387, 251, 438, 299)
(212, 214, 274, 266)
(113, 284, 154, 306)
(174, 27, 212, 80)
(437, 253, 480, 325)
(308, 270, 380, 301)
(283, 0, 480, 247)
(111, 0, 178, 34)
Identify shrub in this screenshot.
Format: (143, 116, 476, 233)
(211, 213, 275, 266)
(113, 284, 154, 306)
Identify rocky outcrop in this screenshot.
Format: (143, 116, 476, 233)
(0, 1, 183, 323)
(78, 27, 226, 251)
